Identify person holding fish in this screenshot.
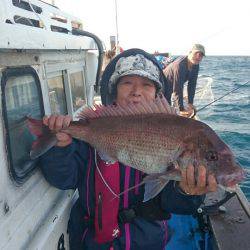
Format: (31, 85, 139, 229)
(163, 44, 205, 117)
(31, 48, 244, 250)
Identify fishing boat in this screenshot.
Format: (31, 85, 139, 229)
(0, 0, 103, 248)
(0, 0, 249, 249)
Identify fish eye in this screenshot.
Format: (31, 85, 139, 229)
(205, 151, 218, 161)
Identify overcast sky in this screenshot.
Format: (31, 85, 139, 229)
(55, 0, 250, 55)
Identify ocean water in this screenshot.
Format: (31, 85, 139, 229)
(195, 56, 250, 200)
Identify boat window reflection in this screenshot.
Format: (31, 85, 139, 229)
(69, 71, 86, 111)
(3, 70, 43, 182)
(48, 74, 67, 114)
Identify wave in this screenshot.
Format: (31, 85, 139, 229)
(198, 56, 250, 199)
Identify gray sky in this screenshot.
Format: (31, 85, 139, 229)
(55, 0, 250, 55)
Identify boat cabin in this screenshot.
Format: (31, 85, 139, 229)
(0, 0, 102, 248)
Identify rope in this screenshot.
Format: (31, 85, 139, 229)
(27, 0, 47, 30)
(94, 149, 119, 198)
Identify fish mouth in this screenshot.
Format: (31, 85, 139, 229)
(217, 168, 246, 187)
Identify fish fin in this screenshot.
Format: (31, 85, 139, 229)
(111, 169, 182, 202)
(26, 116, 44, 137)
(143, 169, 182, 182)
(143, 178, 170, 202)
(27, 117, 57, 159)
(143, 169, 182, 202)
(30, 135, 58, 159)
(111, 180, 146, 201)
(77, 96, 176, 120)
(97, 150, 118, 164)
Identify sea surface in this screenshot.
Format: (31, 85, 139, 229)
(194, 56, 250, 200)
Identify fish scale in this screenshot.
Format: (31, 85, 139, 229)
(71, 115, 193, 173)
(28, 97, 245, 200)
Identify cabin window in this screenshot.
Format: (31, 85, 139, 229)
(47, 74, 67, 114)
(1, 67, 44, 183)
(69, 71, 86, 111)
(12, 0, 43, 14)
(14, 15, 42, 28)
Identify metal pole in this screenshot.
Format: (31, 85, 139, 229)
(114, 0, 119, 54)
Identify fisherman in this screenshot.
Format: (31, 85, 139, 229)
(39, 48, 217, 250)
(155, 54, 168, 69)
(163, 44, 205, 117)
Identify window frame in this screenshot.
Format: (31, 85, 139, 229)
(1, 66, 45, 184)
(44, 61, 86, 116)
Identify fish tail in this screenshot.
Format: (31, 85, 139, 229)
(27, 117, 57, 159)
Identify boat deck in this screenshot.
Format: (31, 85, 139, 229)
(208, 188, 250, 250)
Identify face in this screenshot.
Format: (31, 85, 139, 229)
(115, 75, 157, 106)
(189, 51, 204, 65)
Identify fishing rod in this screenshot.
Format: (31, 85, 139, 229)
(196, 80, 249, 113)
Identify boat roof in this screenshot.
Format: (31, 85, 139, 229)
(0, 0, 96, 50)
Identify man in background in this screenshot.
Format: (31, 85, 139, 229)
(163, 44, 205, 117)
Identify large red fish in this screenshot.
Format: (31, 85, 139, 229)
(28, 97, 245, 200)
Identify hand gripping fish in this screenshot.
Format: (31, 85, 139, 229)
(27, 97, 245, 201)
